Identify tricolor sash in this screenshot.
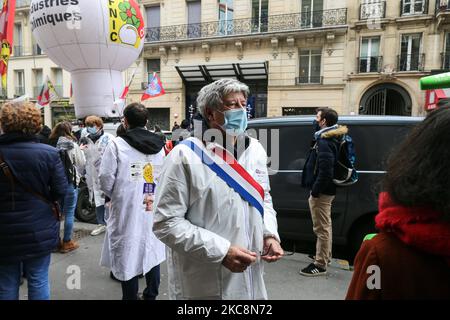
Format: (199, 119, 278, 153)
(180, 138, 265, 219)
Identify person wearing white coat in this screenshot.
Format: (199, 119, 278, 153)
(81, 116, 115, 236)
(153, 79, 284, 300)
(99, 103, 166, 300)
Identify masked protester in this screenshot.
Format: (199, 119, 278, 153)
(153, 79, 284, 300)
(81, 116, 114, 236)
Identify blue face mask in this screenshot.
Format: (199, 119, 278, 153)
(220, 108, 248, 135)
(87, 126, 98, 135)
(313, 120, 321, 132)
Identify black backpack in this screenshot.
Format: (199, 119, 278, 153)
(59, 149, 78, 188)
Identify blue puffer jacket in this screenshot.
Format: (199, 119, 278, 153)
(0, 132, 68, 263)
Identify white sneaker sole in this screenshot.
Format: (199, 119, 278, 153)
(299, 270, 328, 277)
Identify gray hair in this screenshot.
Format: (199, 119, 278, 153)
(197, 79, 250, 117)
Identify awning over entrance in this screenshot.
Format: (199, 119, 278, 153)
(175, 62, 268, 84)
(425, 88, 450, 111)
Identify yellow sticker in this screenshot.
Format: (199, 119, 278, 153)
(143, 163, 154, 183)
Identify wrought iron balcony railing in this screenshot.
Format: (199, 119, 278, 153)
(400, 0, 428, 16)
(441, 52, 450, 69)
(360, 1, 386, 20)
(13, 46, 24, 57)
(16, 0, 31, 8)
(145, 8, 347, 43)
(15, 86, 25, 97)
(358, 56, 383, 73)
(296, 76, 323, 85)
(436, 0, 450, 13)
(397, 53, 425, 71)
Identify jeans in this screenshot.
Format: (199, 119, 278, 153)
(96, 205, 106, 226)
(0, 254, 51, 300)
(309, 194, 335, 269)
(61, 185, 79, 242)
(120, 265, 160, 300)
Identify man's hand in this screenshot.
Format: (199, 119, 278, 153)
(261, 237, 284, 263)
(222, 246, 257, 273)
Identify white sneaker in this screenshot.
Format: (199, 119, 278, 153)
(91, 224, 106, 236)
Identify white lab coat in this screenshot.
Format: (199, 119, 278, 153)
(99, 137, 166, 281)
(153, 137, 280, 300)
(83, 132, 115, 207)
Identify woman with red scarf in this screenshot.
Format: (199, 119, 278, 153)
(346, 106, 450, 300)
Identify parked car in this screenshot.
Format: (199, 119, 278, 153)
(247, 115, 423, 260)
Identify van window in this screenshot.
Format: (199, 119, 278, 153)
(342, 124, 414, 171)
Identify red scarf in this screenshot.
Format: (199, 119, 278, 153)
(376, 192, 450, 265)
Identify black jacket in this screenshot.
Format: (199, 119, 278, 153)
(302, 126, 348, 197)
(0, 133, 68, 263)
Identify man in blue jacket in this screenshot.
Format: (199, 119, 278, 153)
(301, 108, 348, 277)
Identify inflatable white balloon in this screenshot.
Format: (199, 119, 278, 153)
(30, 0, 145, 118)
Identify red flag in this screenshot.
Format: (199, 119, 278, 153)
(141, 73, 165, 101)
(120, 66, 138, 99)
(0, 0, 16, 90)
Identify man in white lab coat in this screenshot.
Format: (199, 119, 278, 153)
(153, 79, 284, 300)
(99, 103, 166, 300)
(81, 116, 115, 236)
(100, 103, 165, 300)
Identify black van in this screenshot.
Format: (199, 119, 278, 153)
(247, 115, 423, 258)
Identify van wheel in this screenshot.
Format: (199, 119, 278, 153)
(347, 215, 377, 265)
(75, 184, 97, 223)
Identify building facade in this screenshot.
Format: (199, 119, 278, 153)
(345, 0, 450, 117)
(7, 0, 450, 128)
(130, 0, 349, 130)
(5, 0, 73, 127)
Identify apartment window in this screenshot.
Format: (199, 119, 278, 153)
(13, 23, 23, 56)
(401, 0, 426, 15)
(298, 49, 322, 84)
(146, 5, 160, 41)
(187, 0, 201, 38)
(218, 0, 234, 35)
(359, 37, 381, 73)
(301, 0, 323, 28)
(147, 59, 161, 82)
(444, 33, 450, 69)
(252, 0, 268, 32)
(399, 33, 422, 71)
(15, 70, 25, 97)
(53, 68, 63, 97)
(33, 69, 43, 98)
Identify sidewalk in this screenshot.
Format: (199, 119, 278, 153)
(19, 222, 353, 300)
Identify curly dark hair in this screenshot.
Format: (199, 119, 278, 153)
(383, 106, 450, 219)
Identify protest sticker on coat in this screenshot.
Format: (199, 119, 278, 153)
(130, 162, 142, 182)
(143, 182, 155, 212)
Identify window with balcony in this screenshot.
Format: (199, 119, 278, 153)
(218, 0, 233, 35)
(443, 33, 450, 69)
(399, 33, 423, 71)
(298, 49, 322, 84)
(145, 5, 161, 42)
(252, 0, 268, 33)
(359, 37, 382, 73)
(53, 68, 63, 97)
(15, 70, 25, 97)
(401, 0, 427, 15)
(187, 0, 202, 38)
(301, 0, 323, 28)
(33, 69, 43, 98)
(360, 0, 386, 20)
(13, 23, 23, 57)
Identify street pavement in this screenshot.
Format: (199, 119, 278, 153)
(19, 222, 354, 300)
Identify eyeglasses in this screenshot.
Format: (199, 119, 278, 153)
(260, 243, 296, 258)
